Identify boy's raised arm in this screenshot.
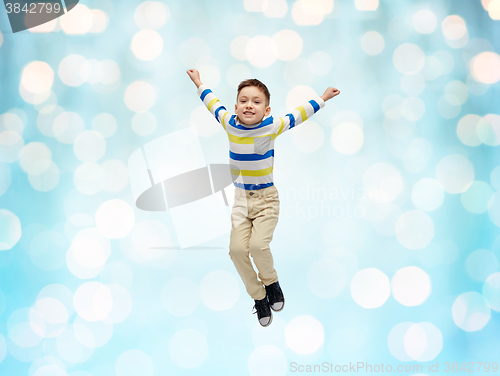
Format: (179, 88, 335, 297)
(187, 69, 230, 130)
(187, 69, 203, 88)
(321, 87, 340, 102)
(276, 86, 340, 137)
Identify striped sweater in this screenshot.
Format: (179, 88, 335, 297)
(197, 84, 325, 190)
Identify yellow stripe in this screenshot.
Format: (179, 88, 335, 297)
(230, 166, 273, 177)
(298, 106, 307, 122)
(221, 112, 227, 131)
(207, 98, 218, 111)
(277, 118, 285, 136)
(228, 133, 253, 144)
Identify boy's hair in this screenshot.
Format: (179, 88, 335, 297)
(237, 79, 270, 107)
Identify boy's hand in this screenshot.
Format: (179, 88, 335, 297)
(321, 87, 340, 102)
(187, 69, 202, 88)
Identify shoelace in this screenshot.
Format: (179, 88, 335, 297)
(252, 299, 268, 316)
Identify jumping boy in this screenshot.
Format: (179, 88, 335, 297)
(187, 69, 340, 327)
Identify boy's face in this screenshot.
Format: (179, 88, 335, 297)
(235, 86, 271, 125)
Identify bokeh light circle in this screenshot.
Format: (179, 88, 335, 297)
(73, 131, 106, 163)
(95, 199, 135, 239)
(124, 81, 156, 112)
(393, 43, 425, 74)
(435, 154, 475, 194)
(285, 315, 324, 354)
(391, 266, 431, 306)
(452, 292, 491, 331)
(74, 282, 112, 322)
(350, 268, 390, 308)
(0, 209, 22, 251)
(395, 210, 434, 250)
(360, 31, 385, 55)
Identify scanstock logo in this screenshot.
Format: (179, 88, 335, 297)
(128, 128, 235, 249)
(1, 0, 78, 33)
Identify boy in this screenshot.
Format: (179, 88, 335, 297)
(187, 69, 340, 327)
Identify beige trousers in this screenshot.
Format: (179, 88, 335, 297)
(229, 185, 280, 300)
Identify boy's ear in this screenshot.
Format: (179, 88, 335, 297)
(235, 104, 238, 113)
(265, 106, 271, 116)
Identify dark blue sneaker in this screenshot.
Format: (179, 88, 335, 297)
(265, 281, 285, 312)
(252, 297, 273, 327)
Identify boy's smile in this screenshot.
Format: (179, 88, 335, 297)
(235, 86, 271, 125)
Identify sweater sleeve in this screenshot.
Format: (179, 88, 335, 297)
(197, 84, 231, 131)
(275, 97, 325, 136)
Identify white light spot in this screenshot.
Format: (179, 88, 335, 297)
(74, 282, 113, 322)
(200, 271, 239, 311)
(350, 268, 390, 308)
(435, 154, 475, 194)
(73, 315, 113, 348)
(307, 51, 332, 76)
(60, 4, 93, 34)
(285, 315, 324, 354)
(452, 292, 491, 331)
(363, 163, 403, 203)
(360, 31, 385, 55)
(21, 61, 54, 95)
(19, 142, 52, 175)
(263, 0, 288, 18)
(483, 273, 500, 311)
(395, 210, 434, 250)
(58, 55, 90, 87)
(411, 178, 444, 212)
(248, 345, 288, 376)
(131, 30, 163, 61)
(73, 131, 106, 163)
(331, 122, 364, 154)
(0, 209, 21, 251)
(246, 35, 278, 68)
(89, 9, 109, 33)
(465, 249, 499, 282)
(273, 29, 302, 61)
(124, 81, 156, 112)
(53, 112, 85, 144)
(95, 199, 135, 239)
(457, 114, 482, 146)
(393, 44, 425, 75)
(412, 9, 437, 34)
(73, 162, 105, 195)
(391, 266, 431, 306)
(355, 0, 379, 11)
(478, 114, 500, 146)
(101, 159, 129, 193)
(134, 1, 170, 30)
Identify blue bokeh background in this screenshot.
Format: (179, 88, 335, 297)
(1, 0, 500, 374)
